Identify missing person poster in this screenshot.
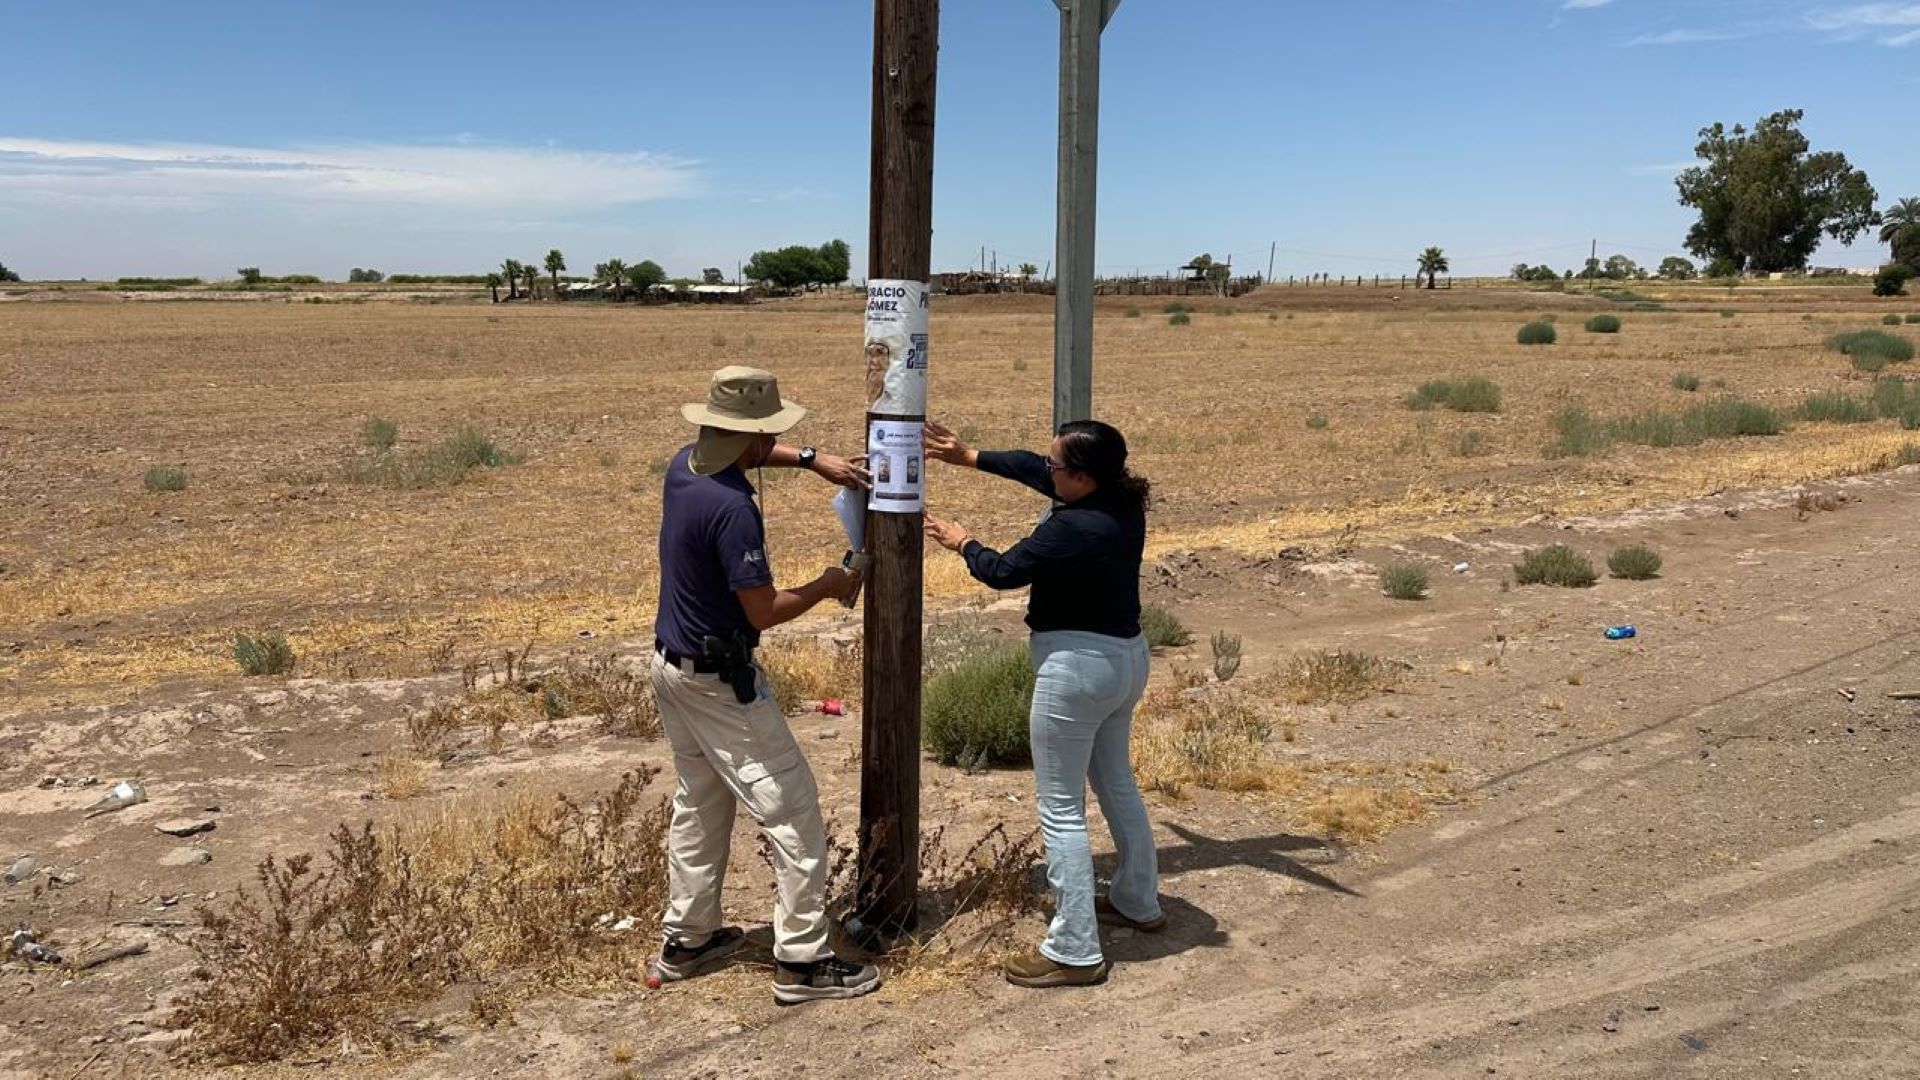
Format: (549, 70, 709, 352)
(864, 279, 929, 415)
(867, 419, 924, 514)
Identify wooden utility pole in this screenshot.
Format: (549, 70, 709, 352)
(1051, 0, 1118, 430)
(855, 0, 937, 941)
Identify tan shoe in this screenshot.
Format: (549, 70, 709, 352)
(1095, 895, 1167, 933)
(1003, 948, 1109, 988)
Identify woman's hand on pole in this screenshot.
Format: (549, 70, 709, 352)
(923, 513, 971, 553)
(923, 421, 977, 468)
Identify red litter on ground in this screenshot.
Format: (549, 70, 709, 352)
(819, 699, 845, 716)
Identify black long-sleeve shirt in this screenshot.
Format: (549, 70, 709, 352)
(961, 449, 1144, 639)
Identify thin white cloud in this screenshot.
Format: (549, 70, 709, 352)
(1807, 3, 1920, 44)
(1563, 0, 1617, 9)
(0, 136, 698, 210)
(1627, 26, 1748, 45)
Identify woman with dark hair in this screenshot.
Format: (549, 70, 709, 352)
(923, 418, 1162, 988)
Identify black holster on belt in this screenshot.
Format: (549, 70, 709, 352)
(700, 631, 758, 705)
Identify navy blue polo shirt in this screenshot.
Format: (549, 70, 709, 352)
(654, 444, 774, 657)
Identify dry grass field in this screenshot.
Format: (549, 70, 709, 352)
(2, 284, 1914, 703)
(4, 284, 1920, 1077)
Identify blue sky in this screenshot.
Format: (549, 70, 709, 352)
(3, 0, 1916, 281)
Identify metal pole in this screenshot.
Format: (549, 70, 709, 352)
(854, 0, 937, 941)
(1051, 0, 1117, 430)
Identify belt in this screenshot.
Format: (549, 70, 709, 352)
(655, 638, 724, 674)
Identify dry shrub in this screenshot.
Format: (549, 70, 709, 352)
(1299, 785, 1430, 843)
(881, 822, 1046, 989)
(406, 701, 462, 756)
(543, 653, 660, 737)
(1132, 686, 1286, 798)
(1282, 651, 1403, 704)
(760, 635, 862, 715)
(377, 751, 428, 800)
(177, 770, 670, 1062)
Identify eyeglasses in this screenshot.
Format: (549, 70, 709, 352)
(1045, 458, 1070, 473)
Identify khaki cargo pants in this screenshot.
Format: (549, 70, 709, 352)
(650, 651, 831, 964)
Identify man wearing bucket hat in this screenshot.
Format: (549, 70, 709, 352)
(647, 365, 881, 1005)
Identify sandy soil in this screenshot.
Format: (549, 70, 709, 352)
(5, 464, 1917, 1078)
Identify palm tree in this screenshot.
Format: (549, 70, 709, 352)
(596, 258, 628, 302)
(523, 261, 539, 300)
(545, 249, 567, 298)
(501, 259, 522, 300)
(485, 272, 504, 304)
(1880, 197, 1920, 244)
(1416, 247, 1449, 290)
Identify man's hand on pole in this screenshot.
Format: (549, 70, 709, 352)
(810, 451, 872, 490)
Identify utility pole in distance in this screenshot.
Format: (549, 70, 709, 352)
(1051, 0, 1119, 430)
(853, 0, 937, 942)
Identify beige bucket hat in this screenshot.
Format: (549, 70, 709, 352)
(682, 365, 808, 475)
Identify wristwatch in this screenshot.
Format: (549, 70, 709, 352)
(798, 446, 818, 469)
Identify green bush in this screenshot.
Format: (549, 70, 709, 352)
(1305, 411, 1329, 430)
(1684, 397, 1785, 437)
(344, 426, 521, 488)
(1873, 265, 1912, 297)
(1585, 314, 1622, 334)
(1405, 377, 1500, 413)
(1671, 372, 1701, 392)
(1546, 407, 1611, 458)
(234, 632, 296, 676)
(1885, 314, 1905, 326)
(1906, 314, 1920, 325)
(1125, 307, 1141, 318)
(1609, 410, 1702, 448)
(1851, 352, 1891, 374)
(1827, 329, 1914, 364)
(1796, 392, 1874, 424)
(1872, 377, 1919, 420)
(1447, 377, 1502, 413)
(1513, 544, 1597, 588)
(1140, 604, 1193, 648)
(921, 647, 1034, 768)
(1607, 544, 1663, 581)
(1168, 312, 1192, 326)
(1516, 320, 1556, 346)
(143, 466, 188, 492)
(360, 416, 398, 450)
(1162, 301, 1190, 314)
(1720, 309, 1737, 319)
(1379, 563, 1429, 600)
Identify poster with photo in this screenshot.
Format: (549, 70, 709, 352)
(864, 279, 929, 415)
(867, 419, 924, 514)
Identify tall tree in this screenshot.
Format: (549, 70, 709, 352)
(0, 261, 20, 283)
(702, 267, 725, 285)
(742, 239, 852, 290)
(1882, 197, 1920, 272)
(501, 259, 522, 300)
(523, 261, 539, 300)
(594, 259, 627, 301)
(1658, 256, 1698, 280)
(1017, 262, 1039, 277)
(544, 249, 567, 295)
(485, 272, 503, 304)
(1675, 109, 1878, 274)
(626, 259, 667, 294)
(1416, 246, 1449, 290)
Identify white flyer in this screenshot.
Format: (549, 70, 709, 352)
(863, 279, 929, 415)
(832, 486, 866, 551)
(867, 419, 925, 514)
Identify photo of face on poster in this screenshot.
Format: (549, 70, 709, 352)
(875, 454, 892, 484)
(867, 419, 924, 513)
(864, 280, 928, 415)
(907, 454, 920, 483)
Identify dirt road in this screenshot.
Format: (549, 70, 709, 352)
(5, 468, 1918, 1078)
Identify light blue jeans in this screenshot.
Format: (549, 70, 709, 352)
(1028, 630, 1160, 967)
